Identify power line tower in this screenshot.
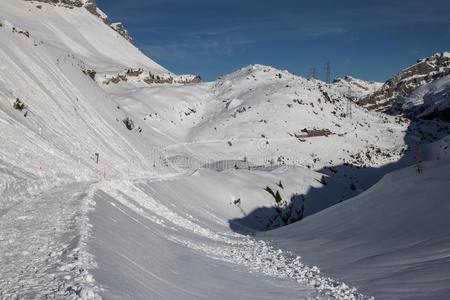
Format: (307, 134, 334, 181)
(310, 66, 317, 79)
(347, 99, 352, 119)
(346, 86, 353, 119)
(325, 61, 332, 84)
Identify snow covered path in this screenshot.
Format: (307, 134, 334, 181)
(88, 178, 369, 299)
(0, 181, 99, 299)
(0, 175, 370, 299)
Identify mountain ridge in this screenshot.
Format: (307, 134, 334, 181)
(359, 52, 450, 115)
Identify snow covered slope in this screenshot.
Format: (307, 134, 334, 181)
(396, 74, 450, 120)
(1, 166, 375, 299)
(88, 169, 374, 299)
(1, 0, 449, 299)
(330, 76, 382, 100)
(5, 0, 164, 72)
(0, 0, 185, 186)
(0, 0, 409, 183)
(106, 64, 408, 173)
(263, 156, 450, 300)
(359, 52, 450, 114)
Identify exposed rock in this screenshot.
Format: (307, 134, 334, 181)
(399, 75, 450, 120)
(331, 76, 382, 101)
(359, 52, 450, 113)
(189, 76, 202, 84)
(24, 0, 85, 8)
(126, 68, 144, 77)
(82, 69, 96, 80)
(23, 0, 134, 43)
(294, 128, 333, 139)
(123, 117, 134, 131)
(111, 23, 133, 44)
(103, 69, 202, 85)
(82, 0, 96, 15)
(13, 98, 26, 111)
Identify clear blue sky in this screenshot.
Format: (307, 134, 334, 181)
(97, 0, 450, 82)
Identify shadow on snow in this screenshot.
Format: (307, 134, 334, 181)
(229, 119, 450, 234)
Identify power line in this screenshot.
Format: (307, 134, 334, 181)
(310, 66, 317, 79)
(325, 61, 332, 84)
(346, 86, 353, 118)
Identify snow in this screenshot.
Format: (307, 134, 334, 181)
(331, 76, 383, 99)
(263, 158, 450, 300)
(399, 74, 450, 118)
(88, 175, 368, 299)
(0, 0, 167, 73)
(0, 181, 99, 299)
(0, 0, 449, 299)
(359, 52, 450, 113)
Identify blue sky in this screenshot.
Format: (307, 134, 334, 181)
(97, 0, 450, 82)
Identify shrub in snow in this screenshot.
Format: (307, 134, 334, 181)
(123, 117, 134, 130)
(274, 190, 282, 204)
(266, 194, 306, 230)
(319, 176, 327, 185)
(12, 27, 30, 38)
(415, 148, 423, 173)
(190, 75, 202, 84)
(264, 186, 275, 197)
(264, 186, 283, 204)
(321, 90, 332, 103)
(277, 180, 284, 189)
(126, 68, 144, 76)
(13, 98, 26, 111)
(82, 69, 96, 80)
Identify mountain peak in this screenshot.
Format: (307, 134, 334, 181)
(24, 0, 96, 10)
(417, 51, 450, 64)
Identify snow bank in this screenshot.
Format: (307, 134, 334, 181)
(263, 159, 450, 299)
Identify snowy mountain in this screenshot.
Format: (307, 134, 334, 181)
(359, 52, 450, 115)
(330, 76, 382, 100)
(23, 0, 134, 42)
(1, 0, 449, 299)
(393, 74, 450, 120)
(122, 64, 408, 171)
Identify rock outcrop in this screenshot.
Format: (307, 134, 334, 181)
(25, 0, 93, 9)
(359, 52, 450, 113)
(331, 76, 383, 101)
(24, 0, 133, 43)
(110, 22, 133, 44)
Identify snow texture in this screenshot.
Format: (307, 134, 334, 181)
(0, 1, 449, 299)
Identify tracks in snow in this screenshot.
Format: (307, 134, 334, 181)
(99, 179, 372, 300)
(0, 174, 371, 299)
(0, 181, 100, 299)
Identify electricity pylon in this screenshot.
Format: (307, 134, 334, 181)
(346, 86, 353, 118)
(311, 66, 317, 79)
(325, 62, 331, 84)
